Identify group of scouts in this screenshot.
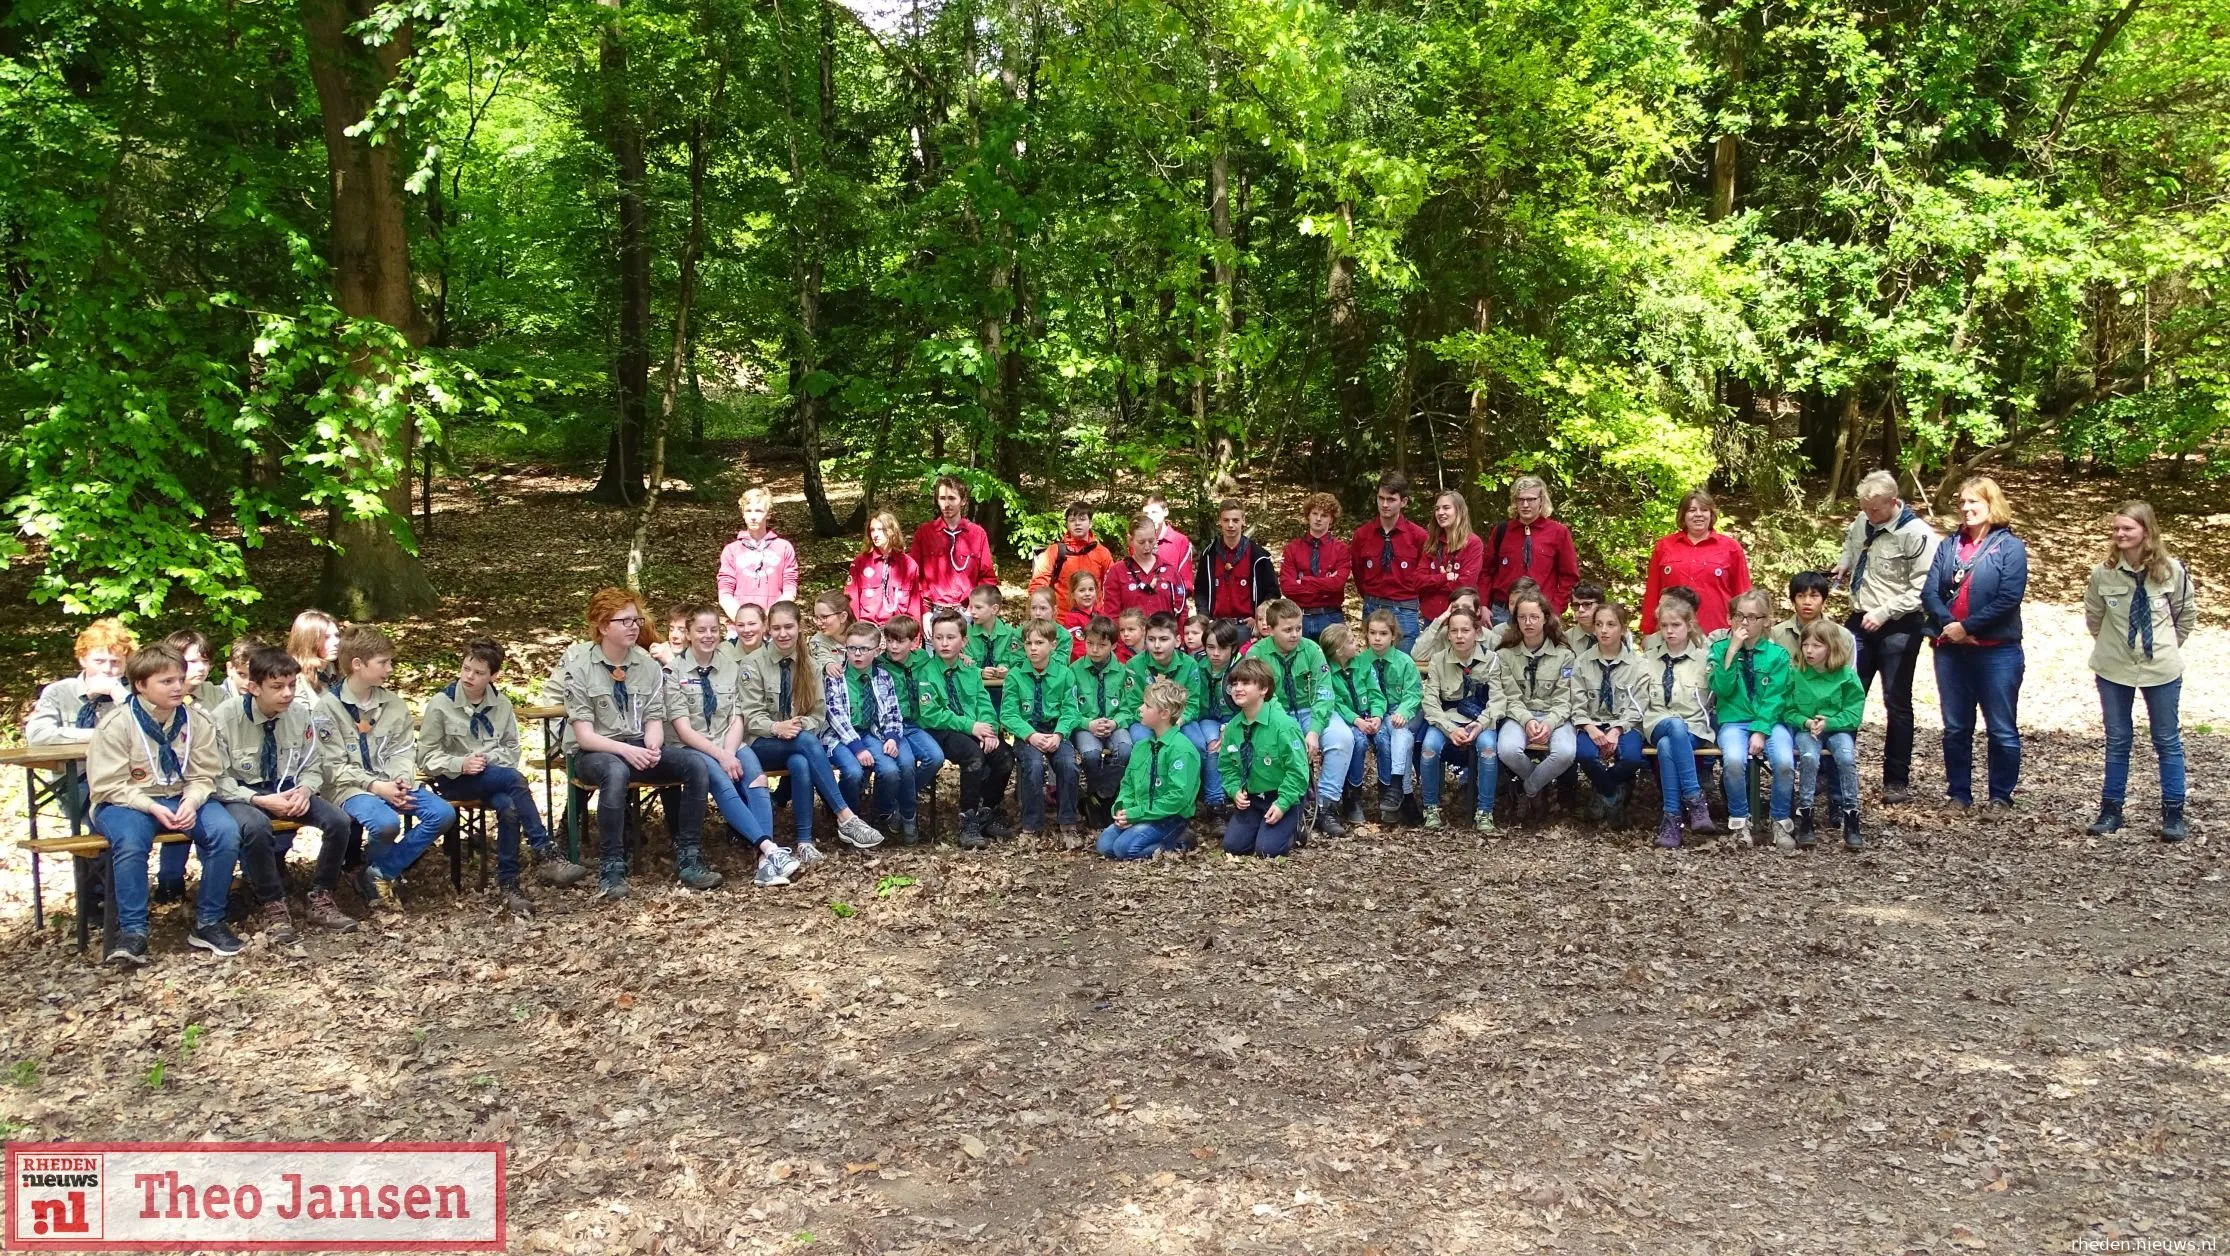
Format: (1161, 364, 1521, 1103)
(21, 468, 2198, 967)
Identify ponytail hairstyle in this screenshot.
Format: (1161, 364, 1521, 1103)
(766, 600, 823, 717)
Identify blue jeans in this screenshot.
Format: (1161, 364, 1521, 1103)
(1222, 793, 1300, 856)
(1419, 725, 1498, 813)
(2098, 676, 2184, 806)
(1936, 643, 2024, 804)
(1575, 729, 1645, 796)
(1497, 720, 1576, 797)
(432, 764, 553, 886)
(895, 727, 942, 819)
(1099, 815, 1190, 859)
(1352, 719, 1417, 795)
(342, 786, 456, 879)
(1717, 722, 1796, 821)
(1293, 711, 1354, 804)
(1074, 727, 1133, 799)
(832, 737, 905, 821)
(1014, 737, 1080, 828)
(751, 735, 851, 842)
(1795, 730, 1860, 815)
(1301, 608, 1345, 641)
(94, 798, 240, 933)
(1363, 597, 1420, 652)
(681, 746, 775, 844)
(1647, 718, 1710, 814)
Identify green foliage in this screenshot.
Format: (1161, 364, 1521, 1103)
(5, 0, 2225, 622)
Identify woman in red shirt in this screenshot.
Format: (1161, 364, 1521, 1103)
(1639, 489, 1752, 635)
(1420, 491, 1486, 623)
(846, 509, 922, 624)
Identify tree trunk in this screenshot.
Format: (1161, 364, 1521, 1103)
(1822, 387, 1860, 506)
(1708, 6, 1745, 220)
(1326, 201, 1375, 438)
(780, 0, 847, 537)
(301, 0, 439, 618)
(1463, 295, 1494, 490)
(627, 103, 714, 592)
(590, 0, 650, 505)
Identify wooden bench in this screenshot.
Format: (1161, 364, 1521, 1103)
(15, 821, 295, 956)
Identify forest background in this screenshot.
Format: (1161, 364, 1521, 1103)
(2, 0, 2225, 629)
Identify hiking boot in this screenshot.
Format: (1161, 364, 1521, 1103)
(753, 856, 791, 888)
(1880, 783, 1913, 805)
(1379, 794, 1403, 827)
(305, 890, 358, 933)
(957, 809, 989, 850)
(2086, 801, 2124, 835)
(1055, 824, 1084, 850)
(675, 854, 723, 891)
(1422, 805, 1444, 831)
(793, 841, 826, 868)
(1794, 808, 1818, 850)
(107, 932, 150, 968)
(598, 861, 628, 901)
(1683, 793, 1717, 835)
(1019, 827, 1046, 844)
(900, 815, 922, 846)
(499, 883, 536, 917)
(836, 813, 886, 849)
(1341, 790, 1367, 826)
(982, 810, 1017, 841)
(1843, 809, 1864, 851)
(260, 900, 299, 946)
(1772, 817, 1797, 854)
(2161, 803, 2188, 844)
(1655, 814, 1683, 849)
(189, 921, 245, 957)
(534, 850, 591, 887)
(361, 870, 402, 914)
(1315, 807, 1348, 839)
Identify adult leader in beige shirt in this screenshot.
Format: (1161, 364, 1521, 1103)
(1833, 471, 1939, 804)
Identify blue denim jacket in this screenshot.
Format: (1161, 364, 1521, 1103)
(1923, 525, 2028, 644)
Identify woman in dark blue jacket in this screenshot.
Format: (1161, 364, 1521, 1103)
(1922, 476, 2029, 809)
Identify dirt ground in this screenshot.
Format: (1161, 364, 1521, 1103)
(0, 453, 2225, 1254)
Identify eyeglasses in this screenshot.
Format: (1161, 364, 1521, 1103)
(845, 644, 878, 654)
(607, 616, 642, 627)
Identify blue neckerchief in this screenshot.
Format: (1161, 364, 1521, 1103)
(1239, 721, 1257, 785)
(1661, 655, 1677, 705)
(445, 682, 496, 740)
(609, 666, 631, 719)
(1030, 669, 1050, 731)
(75, 688, 109, 729)
(942, 664, 962, 715)
(1337, 667, 1361, 716)
(692, 667, 716, 723)
(247, 693, 279, 784)
(778, 658, 793, 717)
(1523, 650, 1543, 694)
(1452, 658, 1488, 721)
(130, 696, 186, 780)
(1147, 737, 1163, 797)
(1597, 658, 1617, 715)
(1308, 536, 1323, 577)
(1738, 647, 1757, 702)
(1852, 506, 1919, 591)
(2126, 568, 2155, 659)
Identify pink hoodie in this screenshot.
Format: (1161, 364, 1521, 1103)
(717, 529, 799, 615)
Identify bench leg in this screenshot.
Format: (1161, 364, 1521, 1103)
(30, 850, 44, 933)
(445, 818, 463, 892)
(99, 851, 119, 958)
(472, 808, 490, 892)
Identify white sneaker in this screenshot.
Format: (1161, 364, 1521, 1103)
(836, 814, 886, 849)
(1728, 816, 1751, 845)
(774, 847, 804, 880)
(752, 857, 791, 888)
(794, 841, 827, 867)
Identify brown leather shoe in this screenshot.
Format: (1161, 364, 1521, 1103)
(305, 889, 359, 933)
(261, 899, 300, 946)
